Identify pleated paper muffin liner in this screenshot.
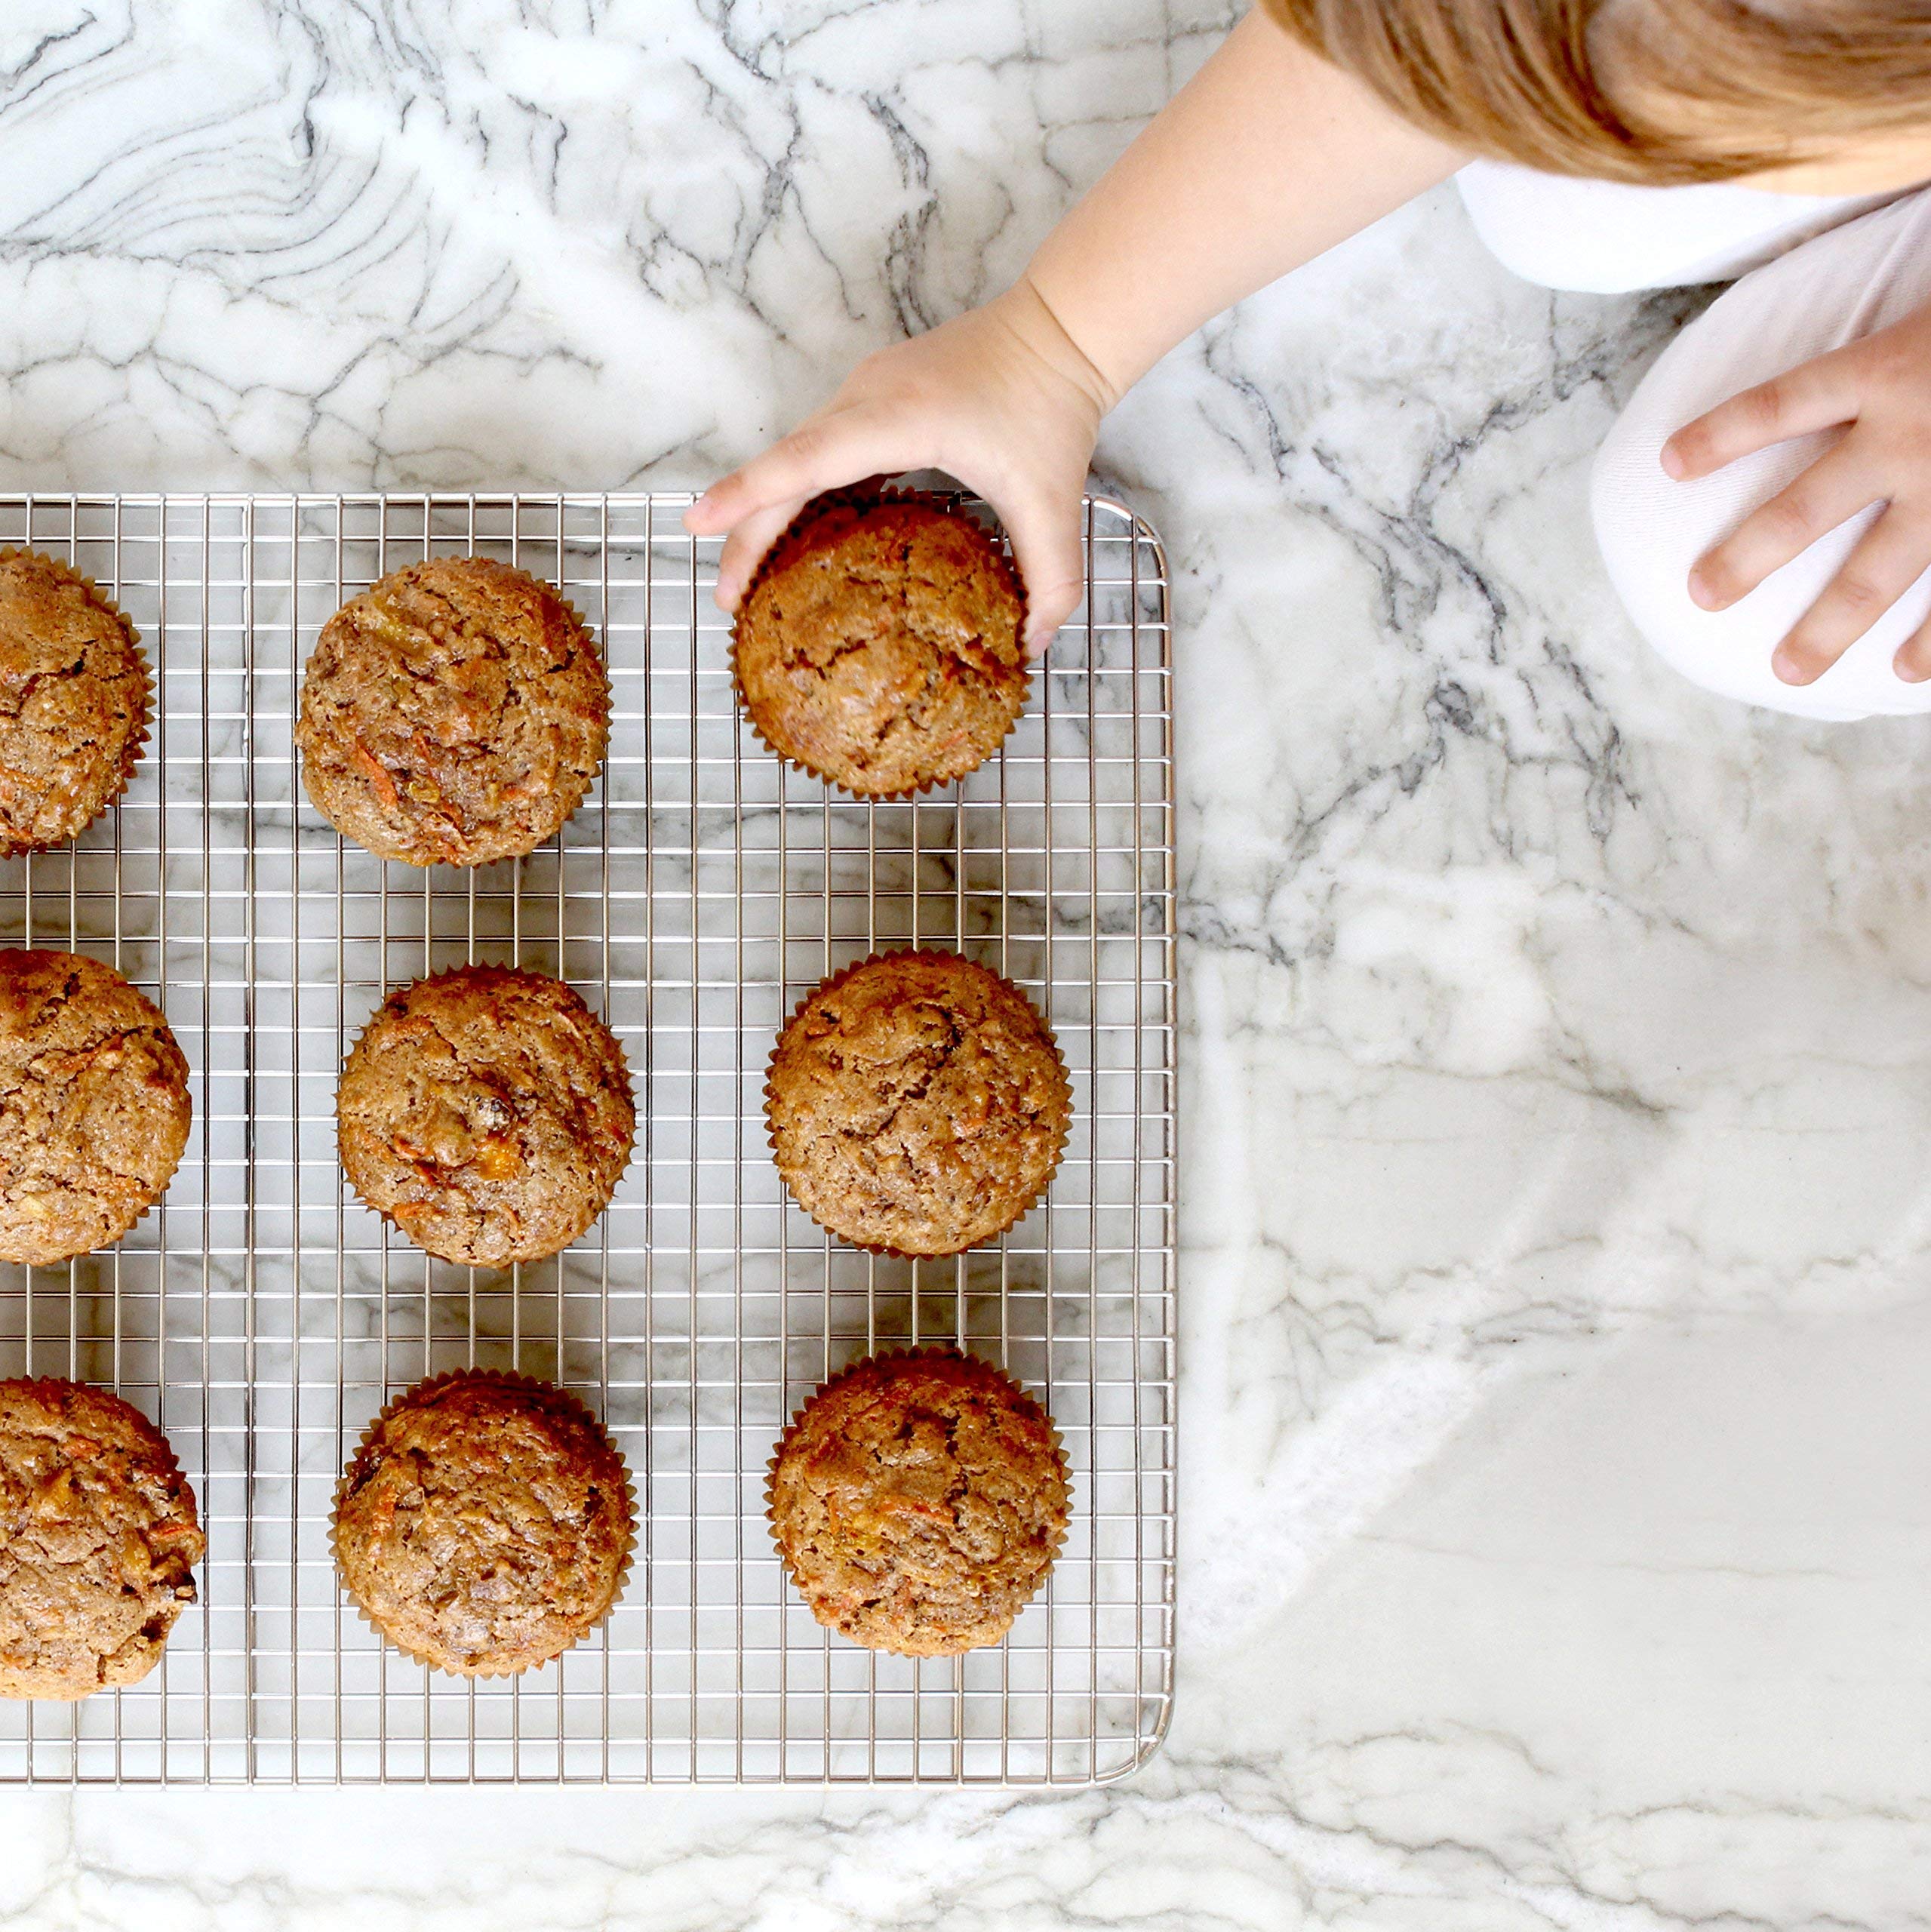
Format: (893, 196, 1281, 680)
(0, 949, 191, 1266)
(331, 1367, 638, 1680)
(92, 962, 192, 1257)
(504, 575, 610, 857)
(294, 558, 612, 869)
(764, 1346, 1072, 1657)
(0, 548, 153, 858)
(728, 485, 1032, 801)
(551, 580, 613, 840)
(336, 963, 638, 1269)
(763, 948, 1073, 1261)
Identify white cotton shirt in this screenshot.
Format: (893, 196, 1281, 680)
(1456, 158, 1905, 292)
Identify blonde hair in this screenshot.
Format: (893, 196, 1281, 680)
(1263, 0, 1931, 186)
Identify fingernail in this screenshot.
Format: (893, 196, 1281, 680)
(1772, 648, 1808, 685)
(1660, 443, 1686, 480)
(1896, 654, 1929, 683)
(1687, 568, 1722, 611)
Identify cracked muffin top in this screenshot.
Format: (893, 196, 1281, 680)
(732, 495, 1029, 797)
(764, 950, 1069, 1257)
(337, 964, 634, 1268)
(0, 1377, 204, 1700)
(334, 1372, 633, 1676)
(0, 549, 151, 857)
(0, 948, 191, 1266)
(295, 555, 609, 867)
(767, 1349, 1069, 1657)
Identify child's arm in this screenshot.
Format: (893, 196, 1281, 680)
(687, 10, 1460, 646)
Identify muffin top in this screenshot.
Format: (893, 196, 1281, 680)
(0, 1378, 204, 1700)
(733, 497, 1029, 797)
(295, 556, 609, 866)
(766, 951, 1070, 1256)
(337, 965, 634, 1267)
(768, 1350, 1069, 1657)
(334, 1373, 633, 1676)
(0, 549, 150, 856)
(0, 949, 192, 1266)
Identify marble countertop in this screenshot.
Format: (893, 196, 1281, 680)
(5, 2, 1929, 1926)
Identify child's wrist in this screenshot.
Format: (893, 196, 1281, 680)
(999, 275, 1124, 417)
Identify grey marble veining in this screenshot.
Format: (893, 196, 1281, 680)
(5, 0, 1931, 1925)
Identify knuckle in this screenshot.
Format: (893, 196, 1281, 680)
(780, 423, 826, 468)
(1763, 492, 1813, 543)
(1746, 377, 1787, 429)
(1026, 571, 1081, 609)
(1831, 574, 1886, 616)
(1028, 582, 1081, 629)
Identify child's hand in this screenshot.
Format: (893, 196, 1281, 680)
(685, 278, 1114, 655)
(1662, 297, 1931, 685)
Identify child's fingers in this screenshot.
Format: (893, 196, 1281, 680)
(685, 408, 911, 536)
(1772, 506, 1931, 684)
(1894, 605, 1931, 682)
(1686, 441, 1880, 609)
(710, 479, 1089, 649)
(1662, 349, 1865, 480)
(712, 495, 810, 613)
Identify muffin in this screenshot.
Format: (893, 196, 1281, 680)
(0, 1378, 204, 1699)
(732, 493, 1029, 797)
(333, 1371, 634, 1676)
(768, 1349, 1069, 1656)
(295, 556, 609, 866)
(337, 964, 633, 1267)
(0, 949, 192, 1266)
(0, 549, 151, 855)
(765, 950, 1070, 1256)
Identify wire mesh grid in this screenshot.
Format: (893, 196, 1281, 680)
(0, 490, 1174, 1785)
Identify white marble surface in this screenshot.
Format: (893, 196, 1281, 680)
(5, 1, 1931, 1925)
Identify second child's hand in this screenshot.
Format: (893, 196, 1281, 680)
(1664, 293, 1931, 685)
(684, 279, 1112, 657)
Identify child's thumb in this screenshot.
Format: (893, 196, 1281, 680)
(1006, 497, 1086, 659)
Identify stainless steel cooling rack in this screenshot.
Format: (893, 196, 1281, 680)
(0, 491, 1175, 1785)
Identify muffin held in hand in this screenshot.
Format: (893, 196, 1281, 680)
(0, 949, 191, 1266)
(768, 1349, 1069, 1657)
(334, 1371, 634, 1677)
(766, 950, 1070, 1257)
(295, 556, 609, 866)
(732, 494, 1029, 797)
(337, 964, 633, 1267)
(0, 1378, 204, 1699)
(0, 549, 151, 856)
